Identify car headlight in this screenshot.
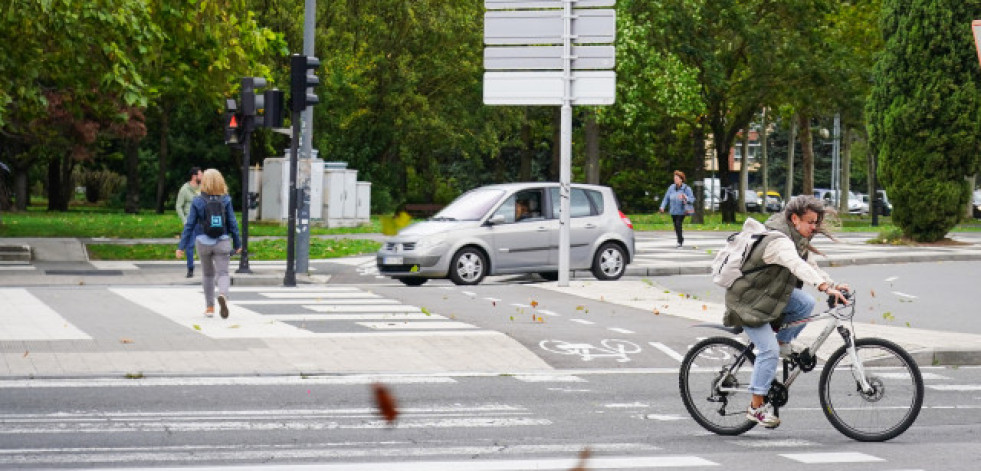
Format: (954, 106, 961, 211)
(415, 236, 446, 251)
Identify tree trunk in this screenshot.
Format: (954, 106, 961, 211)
(46, 155, 73, 212)
(798, 113, 814, 195)
(786, 115, 796, 198)
(691, 122, 706, 223)
(714, 133, 735, 223)
(154, 109, 170, 214)
(761, 108, 769, 206)
(966, 175, 976, 219)
(124, 139, 140, 214)
(839, 127, 852, 215)
(739, 131, 749, 212)
(519, 111, 532, 181)
(584, 110, 600, 184)
(13, 167, 28, 211)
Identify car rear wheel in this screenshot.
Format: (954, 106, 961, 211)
(591, 242, 626, 280)
(398, 277, 428, 286)
(449, 247, 487, 285)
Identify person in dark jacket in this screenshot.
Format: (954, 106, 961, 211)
(725, 195, 849, 429)
(659, 170, 695, 248)
(176, 169, 241, 319)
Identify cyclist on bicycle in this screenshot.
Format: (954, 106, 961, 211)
(723, 195, 850, 428)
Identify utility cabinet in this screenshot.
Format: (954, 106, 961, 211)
(257, 156, 370, 227)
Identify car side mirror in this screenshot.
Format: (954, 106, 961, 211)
(487, 214, 506, 225)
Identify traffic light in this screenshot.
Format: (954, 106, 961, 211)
(241, 77, 267, 117)
(223, 98, 242, 147)
(263, 88, 285, 128)
(290, 54, 321, 112)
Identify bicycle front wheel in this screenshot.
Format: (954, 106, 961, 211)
(819, 338, 924, 442)
(679, 337, 757, 435)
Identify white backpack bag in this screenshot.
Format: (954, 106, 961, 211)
(711, 218, 783, 288)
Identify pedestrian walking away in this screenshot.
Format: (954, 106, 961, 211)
(176, 169, 241, 319)
(659, 170, 695, 248)
(176, 167, 202, 278)
(722, 195, 850, 429)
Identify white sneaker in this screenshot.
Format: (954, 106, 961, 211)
(746, 404, 781, 428)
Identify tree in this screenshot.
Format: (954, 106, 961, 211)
(867, 0, 981, 241)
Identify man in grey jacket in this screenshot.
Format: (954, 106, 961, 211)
(724, 195, 850, 429)
(176, 167, 202, 278)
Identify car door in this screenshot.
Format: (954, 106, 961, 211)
(488, 189, 553, 272)
(548, 187, 602, 268)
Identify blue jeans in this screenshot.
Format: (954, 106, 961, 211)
(743, 288, 816, 396)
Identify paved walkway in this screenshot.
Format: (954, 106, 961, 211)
(1, 232, 980, 378)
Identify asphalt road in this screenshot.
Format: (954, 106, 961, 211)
(2, 367, 979, 470)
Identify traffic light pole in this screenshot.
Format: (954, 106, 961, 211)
(284, 109, 301, 287)
(236, 125, 253, 274)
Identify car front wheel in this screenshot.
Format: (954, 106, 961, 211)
(591, 242, 626, 280)
(448, 247, 487, 285)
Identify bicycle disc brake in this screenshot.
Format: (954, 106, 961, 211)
(767, 381, 789, 408)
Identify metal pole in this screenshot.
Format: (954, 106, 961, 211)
(832, 113, 840, 208)
(296, 0, 317, 274)
(284, 111, 301, 287)
(236, 120, 253, 273)
(558, 0, 573, 287)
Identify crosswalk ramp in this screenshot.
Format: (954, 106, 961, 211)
(111, 286, 482, 338)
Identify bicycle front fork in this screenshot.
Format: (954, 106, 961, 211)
(838, 325, 875, 394)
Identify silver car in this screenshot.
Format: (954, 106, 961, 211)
(377, 183, 635, 286)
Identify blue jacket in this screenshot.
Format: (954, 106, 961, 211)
(660, 183, 694, 216)
(178, 193, 241, 251)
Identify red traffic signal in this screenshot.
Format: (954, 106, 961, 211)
(223, 98, 242, 147)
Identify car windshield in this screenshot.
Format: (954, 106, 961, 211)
(432, 188, 506, 221)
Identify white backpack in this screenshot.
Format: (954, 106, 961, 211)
(711, 218, 783, 288)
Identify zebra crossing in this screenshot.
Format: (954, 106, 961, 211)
(110, 285, 482, 338)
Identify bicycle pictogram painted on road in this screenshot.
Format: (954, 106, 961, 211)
(539, 339, 642, 363)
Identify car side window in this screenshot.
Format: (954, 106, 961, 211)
(493, 190, 544, 224)
(549, 188, 597, 218)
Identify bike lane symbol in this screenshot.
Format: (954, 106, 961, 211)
(539, 339, 642, 363)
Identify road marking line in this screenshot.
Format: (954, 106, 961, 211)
(608, 327, 635, 334)
(512, 375, 585, 383)
(303, 305, 422, 313)
(0, 288, 91, 340)
(272, 313, 447, 321)
(781, 452, 884, 464)
(483, 297, 501, 303)
(927, 385, 981, 391)
(648, 342, 686, 363)
(569, 319, 594, 325)
(260, 292, 383, 299)
(356, 321, 477, 330)
(233, 299, 396, 305)
(892, 291, 918, 299)
(537, 309, 559, 317)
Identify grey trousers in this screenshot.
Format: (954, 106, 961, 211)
(196, 239, 231, 308)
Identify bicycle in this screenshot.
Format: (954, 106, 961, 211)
(679, 292, 924, 442)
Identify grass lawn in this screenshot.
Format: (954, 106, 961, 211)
(2, 202, 978, 260)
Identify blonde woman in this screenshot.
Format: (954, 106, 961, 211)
(176, 169, 241, 318)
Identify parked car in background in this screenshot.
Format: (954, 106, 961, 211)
(376, 183, 635, 286)
(744, 189, 763, 212)
(757, 190, 783, 212)
(973, 189, 981, 219)
(857, 193, 870, 215)
(873, 189, 893, 216)
(813, 188, 864, 214)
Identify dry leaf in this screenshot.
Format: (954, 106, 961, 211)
(871, 289, 876, 297)
(22, 351, 29, 358)
(192, 324, 202, 331)
(492, 301, 497, 307)
(653, 308, 660, 315)
(120, 338, 134, 344)
(702, 304, 708, 311)
(569, 447, 592, 471)
(373, 383, 398, 424)
(530, 300, 539, 308)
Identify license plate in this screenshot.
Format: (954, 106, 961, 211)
(383, 256, 403, 265)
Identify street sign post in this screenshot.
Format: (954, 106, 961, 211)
(483, 0, 616, 287)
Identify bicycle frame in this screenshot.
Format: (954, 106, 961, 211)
(718, 293, 875, 398)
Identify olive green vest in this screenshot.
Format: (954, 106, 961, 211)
(723, 214, 811, 328)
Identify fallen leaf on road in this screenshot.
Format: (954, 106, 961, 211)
(192, 324, 202, 331)
(23, 351, 29, 358)
(569, 447, 591, 471)
(120, 338, 134, 344)
(870, 289, 876, 297)
(702, 305, 707, 311)
(373, 383, 398, 424)
(653, 308, 660, 315)
(530, 300, 539, 308)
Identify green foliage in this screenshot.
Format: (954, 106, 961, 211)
(867, 0, 981, 242)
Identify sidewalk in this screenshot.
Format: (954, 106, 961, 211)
(1, 233, 980, 379)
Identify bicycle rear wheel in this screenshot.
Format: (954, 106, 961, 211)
(819, 338, 924, 442)
(679, 337, 757, 435)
